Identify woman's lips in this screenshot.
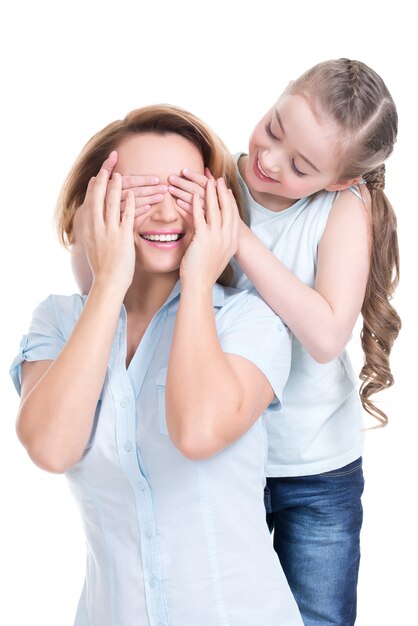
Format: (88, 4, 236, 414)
(253, 156, 277, 183)
(139, 231, 185, 249)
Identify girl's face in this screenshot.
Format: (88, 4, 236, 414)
(115, 132, 203, 278)
(245, 94, 344, 211)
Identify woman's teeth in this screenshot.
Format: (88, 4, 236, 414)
(141, 233, 182, 242)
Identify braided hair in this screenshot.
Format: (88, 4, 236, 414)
(287, 59, 401, 425)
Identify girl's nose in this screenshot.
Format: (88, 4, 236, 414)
(262, 149, 281, 174)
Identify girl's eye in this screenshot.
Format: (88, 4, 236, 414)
(264, 122, 279, 140)
(291, 160, 306, 178)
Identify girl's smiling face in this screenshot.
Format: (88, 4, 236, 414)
(115, 132, 204, 277)
(245, 94, 345, 211)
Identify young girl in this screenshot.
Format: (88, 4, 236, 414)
(10, 105, 303, 626)
(134, 59, 400, 625)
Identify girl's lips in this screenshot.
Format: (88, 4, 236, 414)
(253, 155, 278, 183)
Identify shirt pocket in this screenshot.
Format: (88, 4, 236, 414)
(157, 367, 168, 435)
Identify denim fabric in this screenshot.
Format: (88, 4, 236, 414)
(265, 458, 364, 626)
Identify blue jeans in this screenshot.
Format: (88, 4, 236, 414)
(265, 458, 364, 626)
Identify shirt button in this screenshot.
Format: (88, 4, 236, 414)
(120, 397, 129, 408)
(138, 482, 145, 492)
(144, 528, 152, 539)
(149, 577, 158, 588)
(124, 441, 132, 452)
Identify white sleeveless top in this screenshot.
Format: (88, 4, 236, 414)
(232, 153, 364, 477)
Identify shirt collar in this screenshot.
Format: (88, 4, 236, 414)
(167, 280, 225, 309)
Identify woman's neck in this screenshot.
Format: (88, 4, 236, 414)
(123, 271, 179, 368)
(124, 270, 179, 317)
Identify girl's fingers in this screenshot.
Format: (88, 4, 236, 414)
(122, 174, 160, 189)
(204, 167, 215, 180)
(180, 169, 209, 187)
(205, 178, 221, 229)
(120, 184, 167, 199)
(120, 192, 163, 216)
(175, 198, 194, 214)
(168, 184, 193, 204)
(168, 173, 207, 205)
(134, 205, 151, 218)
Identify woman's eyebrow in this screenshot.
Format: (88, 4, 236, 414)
(274, 109, 321, 173)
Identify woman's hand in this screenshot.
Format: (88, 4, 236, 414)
(180, 178, 239, 289)
(168, 167, 212, 213)
(81, 166, 136, 294)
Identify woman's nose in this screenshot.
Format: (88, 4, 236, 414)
(151, 191, 179, 222)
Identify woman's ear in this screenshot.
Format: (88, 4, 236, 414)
(325, 176, 363, 192)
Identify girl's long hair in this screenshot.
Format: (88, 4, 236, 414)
(289, 59, 401, 425)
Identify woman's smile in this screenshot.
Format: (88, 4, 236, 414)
(139, 230, 186, 248)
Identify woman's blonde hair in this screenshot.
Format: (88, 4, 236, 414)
(55, 104, 242, 285)
(288, 58, 401, 425)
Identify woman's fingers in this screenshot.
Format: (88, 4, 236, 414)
(89, 168, 110, 225)
(105, 172, 123, 226)
(205, 178, 221, 229)
(122, 190, 135, 230)
(102, 150, 118, 175)
(192, 192, 207, 232)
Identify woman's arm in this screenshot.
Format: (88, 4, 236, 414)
(17, 168, 135, 473)
(71, 151, 167, 294)
(235, 189, 371, 362)
(166, 179, 283, 460)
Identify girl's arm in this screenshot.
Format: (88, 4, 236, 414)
(17, 168, 135, 473)
(166, 180, 284, 460)
(236, 189, 371, 362)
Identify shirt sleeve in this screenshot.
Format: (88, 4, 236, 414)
(216, 289, 291, 409)
(9, 295, 66, 395)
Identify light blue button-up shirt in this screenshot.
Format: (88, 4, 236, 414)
(10, 282, 303, 626)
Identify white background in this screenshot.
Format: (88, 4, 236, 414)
(1, 1, 416, 624)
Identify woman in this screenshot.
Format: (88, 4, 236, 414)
(10, 105, 302, 626)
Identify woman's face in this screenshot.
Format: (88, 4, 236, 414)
(115, 132, 204, 278)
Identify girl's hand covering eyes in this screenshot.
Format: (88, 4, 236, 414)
(167, 167, 213, 213)
(180, 177, 239, 289)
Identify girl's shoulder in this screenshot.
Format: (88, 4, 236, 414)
(330, 183, 372, 223)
